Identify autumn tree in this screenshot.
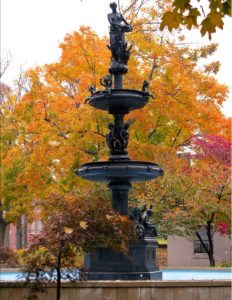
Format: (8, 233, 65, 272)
(1, 2, 231, 260)
(0, 55, 31, 247)
(22, 193, 134, 300)
(0, 71, 32, 247)
(140, 134, 231, 266)
(189, 134, 231, 266)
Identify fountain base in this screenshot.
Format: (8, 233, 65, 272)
(84, 271, 162, 280)
(84, 238, 162, 280)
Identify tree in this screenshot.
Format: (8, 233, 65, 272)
(22, 193, 134, 300)
(0, 53, 33, 247)
(1, 5, 230, 261)
(160, 0, 231, 39)
(145, 134, 231, 266)
(189, 134, 231, 266)
(0, 81, 31, 246)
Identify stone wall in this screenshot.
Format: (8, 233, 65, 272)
(0, 281, 231, 300)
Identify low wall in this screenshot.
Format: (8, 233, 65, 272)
(0, 281, 231, 300)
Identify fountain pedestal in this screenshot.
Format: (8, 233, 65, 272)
(84, 238, 162, 280)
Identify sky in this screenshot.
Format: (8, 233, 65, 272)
(1, 0, 232, 117)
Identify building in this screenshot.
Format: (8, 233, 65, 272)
(168, 232, 231, 267)
(3, 217, 42, 250)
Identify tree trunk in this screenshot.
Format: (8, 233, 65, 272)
(206, 221, 215, 267)
(0, 201, 9, 247)
(4, 224, 10, 247)
(196, 224, 215, 267)
(0, 221, 8, 247)
(22, 214, 28, 248)
(57, 252, 61, 300)
(16, 217, 23, 249)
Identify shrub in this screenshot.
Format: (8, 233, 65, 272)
(0, 247, 19, 267)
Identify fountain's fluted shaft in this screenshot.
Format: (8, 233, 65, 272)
(108, 182, 132, 215)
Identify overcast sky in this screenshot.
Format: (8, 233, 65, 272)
(1, 0, 231, 117)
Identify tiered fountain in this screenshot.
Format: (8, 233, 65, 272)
(77, 2, 163, 280)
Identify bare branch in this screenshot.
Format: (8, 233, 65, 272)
(0, 51, 12, 78)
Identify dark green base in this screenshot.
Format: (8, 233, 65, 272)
(85, 238, 161, 280)
(85, 271, 162, 280)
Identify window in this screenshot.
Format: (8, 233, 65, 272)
(30, 222, 36, 234)
(37, 220, 42, 233)
(193, 226, 213, 254)
(194, 239, 209, 253)
(30, 220, 43, 234)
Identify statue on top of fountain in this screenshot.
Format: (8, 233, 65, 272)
(108, 2, 133, 74)
(130, 204, 158, 239)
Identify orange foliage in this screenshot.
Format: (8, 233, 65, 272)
(1, 10, 231, 231)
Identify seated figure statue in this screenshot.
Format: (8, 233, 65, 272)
(129, 204, 157, 239)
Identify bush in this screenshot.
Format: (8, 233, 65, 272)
(220, 260, 231, 267)
(0, 247, 19, 267)
(16, 247, 84, 267)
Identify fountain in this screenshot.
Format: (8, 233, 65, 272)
(76, 2, 163, 280)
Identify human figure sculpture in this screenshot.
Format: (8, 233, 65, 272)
(108, 2, 133, 73)
(106, 123, 115, 151)
(106, 120, 132, 155)
(120, 121, 131, 149)
(142, 80, 155, 99)
(140, 204, 158, 237)
(130, 204, 158, 239)
(100, 74, 112, 89)
(142, 80, 150, 93)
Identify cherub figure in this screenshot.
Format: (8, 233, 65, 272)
(100, 74, 112, 89)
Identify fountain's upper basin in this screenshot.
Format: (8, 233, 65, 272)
(88, 89, 150, 114)
(77, 160, 163, 182)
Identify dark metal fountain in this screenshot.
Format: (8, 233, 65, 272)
(76, 2, 163, 280)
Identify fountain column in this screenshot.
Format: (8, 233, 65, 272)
(109, 182, 131, 215)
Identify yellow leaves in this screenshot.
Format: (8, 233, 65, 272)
(185, 8, 201, 29)
(106, 214, 127, 223)
(204, 61, 220, 75)
(118, 215, 128, 222)
(63, 227, 73, 234)
(160, 0, 229, 39)
(200, 11, 224, 39)
(160, 11, 183, 31)
(106, 214, 113, 221)
(79, 221, 88, 229)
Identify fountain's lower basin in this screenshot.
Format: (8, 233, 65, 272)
(76, 160, 163, 182)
